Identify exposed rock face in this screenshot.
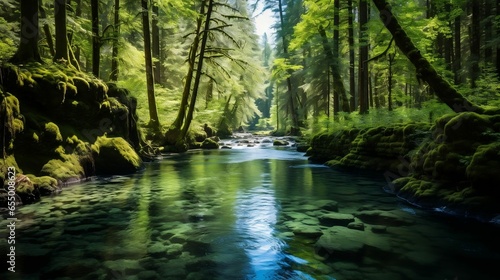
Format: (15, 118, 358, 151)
(307, 113, 500, 219)
(0, 63, 144, 205)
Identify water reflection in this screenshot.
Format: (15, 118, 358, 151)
(1, 147, 500, 279)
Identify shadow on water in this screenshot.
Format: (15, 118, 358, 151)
(1, 146, 500, 279)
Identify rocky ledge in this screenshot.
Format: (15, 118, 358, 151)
(307, 112, 500, 223)
(0, 63, 144, 206)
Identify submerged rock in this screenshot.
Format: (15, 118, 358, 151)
(354, 210, 414, 226)
(318, 212, 355, 227)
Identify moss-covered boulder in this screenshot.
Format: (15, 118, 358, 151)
(92, 136, 143, 175)
(466, 143, 500, 194)
(27, 175, 61, 195)
(201, 138, 219, 149)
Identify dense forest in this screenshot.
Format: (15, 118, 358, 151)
(1, 0, 500, 139)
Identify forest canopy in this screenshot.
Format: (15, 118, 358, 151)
(1, 0, 500, 141)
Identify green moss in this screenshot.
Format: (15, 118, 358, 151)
(43, 122, 63, 143)
(466, 143, 500, 194)
(40, 153, 85, 182)
(201, 138, 219, 149)
(26, 174, 60, 195)
(443, 112, 492, 142)
(92, 136, 143, 175)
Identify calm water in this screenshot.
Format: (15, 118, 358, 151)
(1, 145, 500, 279)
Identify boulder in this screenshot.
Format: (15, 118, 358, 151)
(92, 136, 143, 175)
(319, 213, 355, 227)
(354, 210, 414, 226)
(201, 138, 219, 149)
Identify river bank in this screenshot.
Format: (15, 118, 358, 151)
(306, 112, 500, 224)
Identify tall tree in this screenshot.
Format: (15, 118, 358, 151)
(166, 0, 205, 144)
(141, 0, 160, 128)
(347, 0, 356, 111)
(277, 0, 300, 134)
(54, 0, 70, 62)
(470, 0, 480, 88)
(91, 0, 100, 77)
(110, 0, 120, 81)
(152, 1, 161, 83)
(453, 4, 462, 84)
(179, 0, 215, 139)
(39, 0, 55, 57)
(372, 0, 485, 113)
(333, 0, 350, 113)
(358, 0, 369, 114)
(10, 0, 42, 63)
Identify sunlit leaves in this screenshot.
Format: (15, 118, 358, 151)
(271, 58, 302, 82)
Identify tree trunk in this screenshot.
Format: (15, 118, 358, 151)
(333, 0, 350, 112)
(470, 0, 480, 88)
(180, 0, 214, 139)
(358, 0, 369, 114)
(169, 2, 205, 135)
(497, 0, 500, 77)
(347, 0, 356, 111)
(453, 10, 462, 84)
(110, 0, 120, 81)
(152, 2, 161, 84)
(372, 0, 484, 113)
(484, 0, 493, 64)
(141, 0, 160, 128)
(54, 0, 70, 62)
(444, 3, 452, 70)
(318, 27, 350, 117)
(91, 0, 100, 77)
(39, 0, 55, 57)
(278, 0, 300, 134)
(10, 0, 42, 63)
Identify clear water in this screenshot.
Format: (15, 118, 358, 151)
(1, 146, 500, 279)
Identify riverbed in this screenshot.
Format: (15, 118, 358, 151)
(1, 144, 499, 279)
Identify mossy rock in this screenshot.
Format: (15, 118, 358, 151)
(40, 153, 86, 183)
(92, 136, 143, 175)
(27, 175, 61, 195)
(0, 92, 24, 149)
(201, 138, 219, 149)
(0, 155, 21, 185)
(11, 174, 40, 204)
(443, 112, 493, 143)
(466, 143, 500, 195)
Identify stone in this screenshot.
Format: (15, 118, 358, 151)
(284, 221, 323, 238)
(354, 210, 414, 226)
(371, 225, 387, 233)
(92, 136, 144, 175)
(103, 259, 143, 275)
(319, 212, 355, 227)
(315, 226, 392, 261)
(166, 243, 184, 256)
(347, 221, 365, 231)
(313, 200, 340, 212)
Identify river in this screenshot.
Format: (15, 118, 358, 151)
(1, 142, 499, 279)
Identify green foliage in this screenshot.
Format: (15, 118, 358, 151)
(0, 16, 16, 61)
(304, 100, 453, 138)
(271, 58, 303, 81)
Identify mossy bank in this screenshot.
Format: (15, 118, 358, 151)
(307, 112, 500, 222)
(0, 62, 144, 206)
